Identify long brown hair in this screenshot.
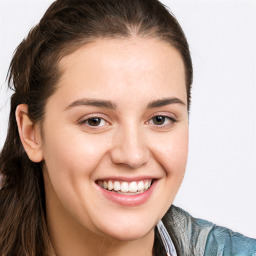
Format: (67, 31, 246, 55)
(0, 0, 193, 255)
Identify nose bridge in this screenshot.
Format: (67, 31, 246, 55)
(111, 121, 149, 168)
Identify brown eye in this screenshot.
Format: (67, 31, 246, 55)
(86, 117, 105, 126)
(148, 115, 176, 128)
(152, 116, 166, 125)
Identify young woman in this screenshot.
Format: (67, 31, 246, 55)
(0, 0, 255, 255)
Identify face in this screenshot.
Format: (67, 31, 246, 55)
(41, 38, 188, 242)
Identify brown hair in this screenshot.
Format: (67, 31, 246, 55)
(0, 0, 192, 255)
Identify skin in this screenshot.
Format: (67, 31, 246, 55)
(16, 37, 189, 256)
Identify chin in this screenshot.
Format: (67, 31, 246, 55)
(94, 217, 156, 242)
(104, 228, 153, 242)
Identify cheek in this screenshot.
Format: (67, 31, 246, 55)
(147, 127, 188, 217)
(42, 125, 111, 182)
(150, 128, 189, 176)
(41, 126, 112, 222)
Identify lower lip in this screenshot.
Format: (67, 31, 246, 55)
(97, 180, 157, 207)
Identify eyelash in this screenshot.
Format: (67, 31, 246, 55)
(79, 116, 110, 128)
(79, 114, 177, 129)
(147, 115, 177, 127)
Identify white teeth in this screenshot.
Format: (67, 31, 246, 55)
(113, 181, 121, 191)
(121, 182, 129, 193)
(129, 181, 138, 192)
(108, 180, 113, 190)
(144, 181, 149, 190)
(98, 179, 153, 193)
(103, 181, 108, 189)
(137, 181, 144, 191)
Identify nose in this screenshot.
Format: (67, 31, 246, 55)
(110, 125, 150, 169)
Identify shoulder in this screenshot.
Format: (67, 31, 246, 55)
(204, 224, 256, 256)
(162, 205, 256, 256)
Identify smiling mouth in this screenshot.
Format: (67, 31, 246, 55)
(96, 179, 154, 195)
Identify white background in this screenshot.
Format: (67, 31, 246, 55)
(0, 0, 255, 238)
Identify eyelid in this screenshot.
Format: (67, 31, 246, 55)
(77, 113, 111, 127)
(145, 112, 177, 130)
(145, 112, 177, 123)
(147, 116, 176, 125)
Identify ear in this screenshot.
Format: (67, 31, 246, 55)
(16, 104, 44, 163)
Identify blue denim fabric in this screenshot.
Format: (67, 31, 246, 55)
(204, 225, 256, 256)
(159, 205, 256, 256)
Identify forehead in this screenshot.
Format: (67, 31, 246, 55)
(51, 37, 187, 108)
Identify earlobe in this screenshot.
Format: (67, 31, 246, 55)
(16, 104, 44, 163)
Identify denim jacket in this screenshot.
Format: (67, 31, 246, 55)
(154, 205, 256, 256)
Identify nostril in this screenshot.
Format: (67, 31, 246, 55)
(110, 147, 150, 169)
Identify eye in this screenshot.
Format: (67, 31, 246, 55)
(152, 116, 166, 125)
(148, 115, 176, 127)
(80, 117, 109, 127)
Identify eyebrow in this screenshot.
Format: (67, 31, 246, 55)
(65, 98, 117, 110)
(64, 97, 186, 111)
(146, 97, 186, 109)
